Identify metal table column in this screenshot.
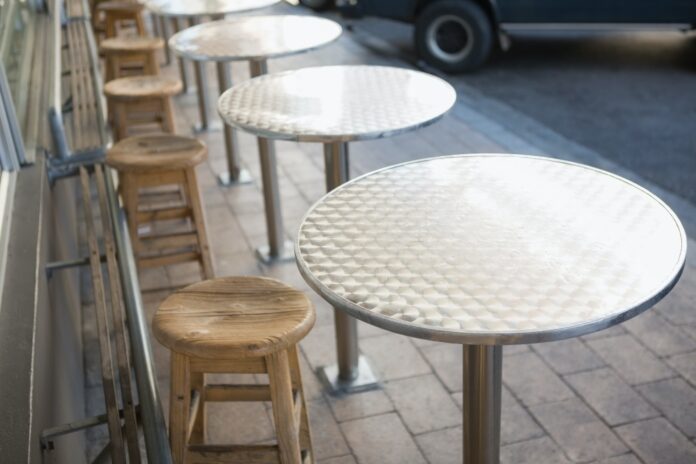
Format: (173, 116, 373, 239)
(189, 17, 218, 133)
(463, 345, 502, 464)
(321, 141, 378, 390)
(215, 61, 253, 186)
(250, 58, 293, 263)
(172, 18, 191, 93)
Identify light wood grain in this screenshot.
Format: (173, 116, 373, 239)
(105, 75, 182, 99)
(107, 135, 206, 172)
(267, 349, 302, 464)
(153, 277, 315, 359)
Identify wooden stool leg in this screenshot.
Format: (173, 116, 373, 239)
(121, 174, 142, 259)
(267, 350, 302, 464)
(162, 96, 176, 133)
(170, 352, 191, 464)
(115, 101, 129, 141)
(105, 16, 116, 38)
(289, 346, 314, 462)
(184, 167, 214, 279)
(136, 13, 147, 36)
(189, 371, 206, 444)
(146, 50, 161, 76)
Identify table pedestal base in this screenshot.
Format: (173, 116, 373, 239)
(318, 356, 379, 395)
(217, 169, 253, 187)
(255, 241, 295, 265)
(462, 345, 502, 464)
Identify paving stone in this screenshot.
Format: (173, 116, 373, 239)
(207, 401, 274, 445)
(501, 436, 572, 464)
(500, 387, 545, 445)
(308, 398, 351, 460)
(595, 454, 642, 464)
(586, 334, 674, 385)
(565, 368, 658, 426)
(298, 349, 324, 402)
(532, 338, 605, 375)
(451, 386, 544, 445)
(581, 324, 626, 341)
(318, 456, 357, 464)
(530, 398, 627, 462)
(503, 352, 575, 407)
(420, 343, 462, 392)
(416, 426, 462, 464)
(666, 351, 696, 387)
(654, 265, 696, 327)
(360, 334, 431, 381)
(622, 311, 696, 357)
(384, 374, 461, 435)
(300, 324, 337, 371)
(637, 377, 696, 438)
(341, 413, 427, 464)
(616, 418, 696, 464)
(327, 388, 394, 423)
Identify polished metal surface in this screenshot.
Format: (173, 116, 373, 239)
(216, 61, 251, 186)
(146, 0, 278, 17)
(463, 345, 502, 464)
(318, 141, 379, 393)
(296, 154, 687, 345)
(218, 65, 457, 143)
(168, 15, 342, 62)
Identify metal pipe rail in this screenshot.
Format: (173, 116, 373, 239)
(104, 167, 173, 464)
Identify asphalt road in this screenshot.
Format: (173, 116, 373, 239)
(339, 15, 696, 206)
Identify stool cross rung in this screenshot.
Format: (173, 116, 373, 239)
(205, 384, 271, 402)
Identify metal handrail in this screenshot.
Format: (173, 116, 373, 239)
(104, 168, 173, 464)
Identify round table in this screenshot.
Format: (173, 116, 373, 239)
(295, 154, 687, 463)
(144, 0, 279, 131)
(169, 15, 342, 186)
(219, 65, 455, 391)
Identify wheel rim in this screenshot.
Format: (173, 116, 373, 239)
(426, 14, 474, 64)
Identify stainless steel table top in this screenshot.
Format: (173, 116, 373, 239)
(218, 65, 457, 143)
(168, 15, 342, 62)
(146, 0, 278, 18)
(296, 155, 687, 345)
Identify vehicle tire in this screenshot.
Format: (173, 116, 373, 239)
(299, 0, 334, 11)
(414, 0, 493, 73)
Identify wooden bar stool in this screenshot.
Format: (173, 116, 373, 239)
(101, 36, 164, 81)
(106, 135, 213, 279)
(153, 277, 316, 464)
(104, 75, 181, 140)
(97, 1, 147, 38)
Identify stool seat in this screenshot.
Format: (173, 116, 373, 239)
(154, 277, 315, 359)
(104, 75, 182, 100)
(100, 36, 164, 53)
(107, 135, 206, 172)
(98, 1, 145, 13)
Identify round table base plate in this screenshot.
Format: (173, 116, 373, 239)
(255, 241, 295, 265)
(217, 169, 253, 187)
(318, 356, 379, 395)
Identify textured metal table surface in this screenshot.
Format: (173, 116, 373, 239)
(296, 155, 687, 345)
(145, 0, 278, 17)
(168, 16, 342, 62)
(218, 65, 457, 143)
